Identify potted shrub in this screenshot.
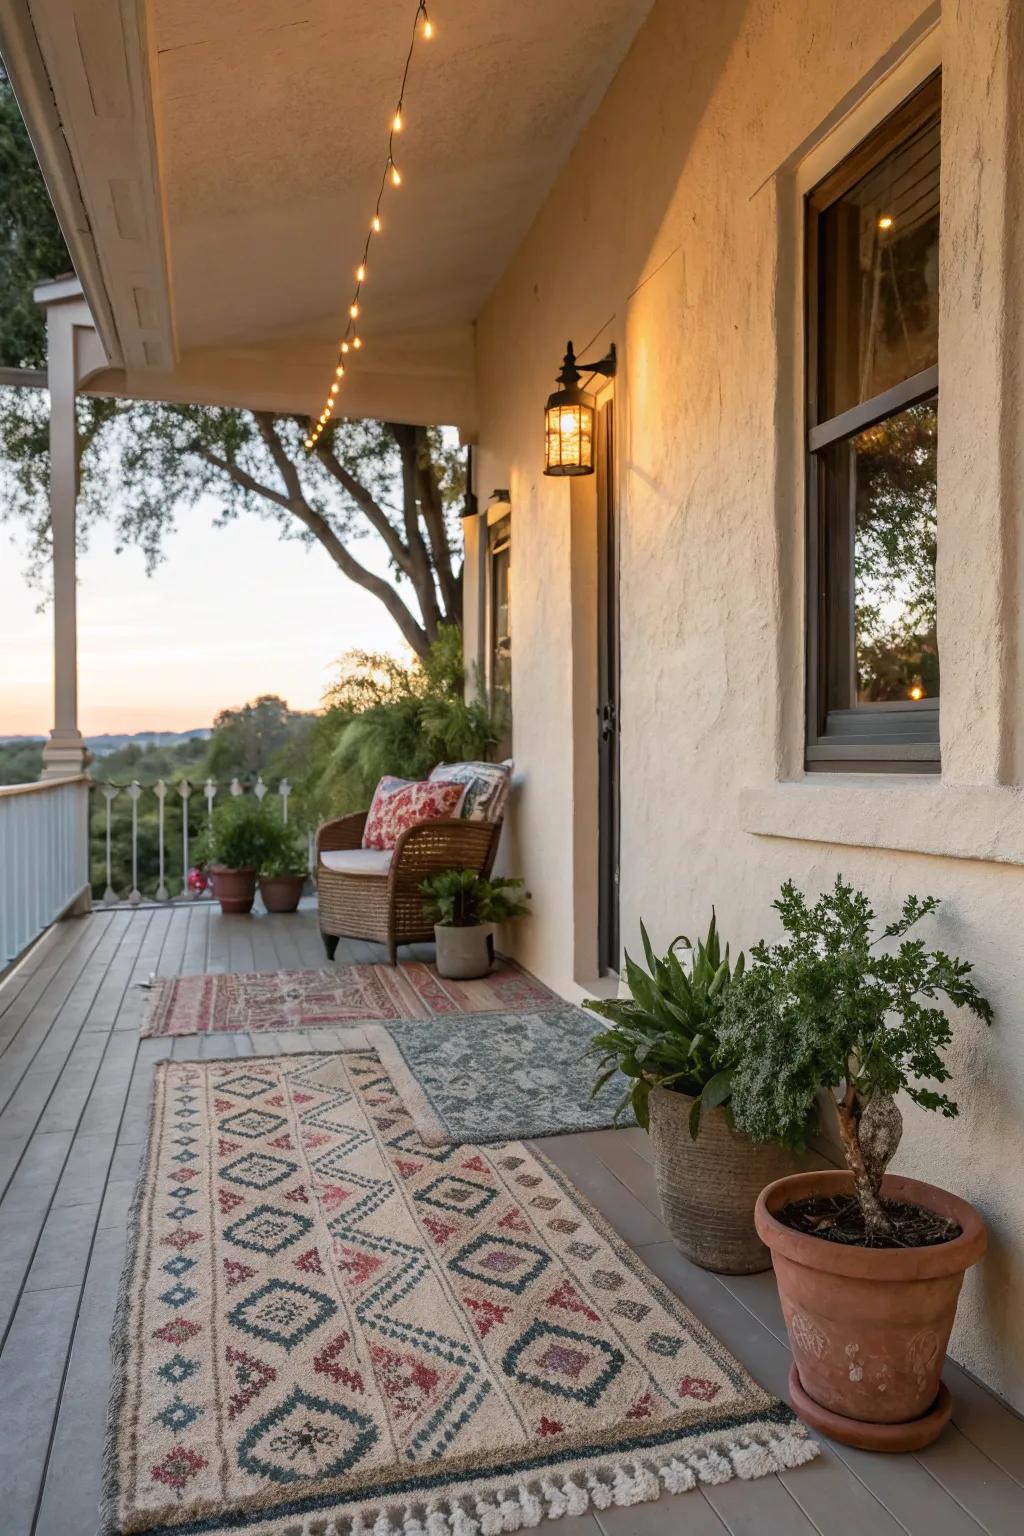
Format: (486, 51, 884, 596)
(420, 870, 529, 979)
(258, 823, 309, 914)
(585, 914, 810, 1274)
(719, 877, 992, 1451)
(197, 797, 277, 915)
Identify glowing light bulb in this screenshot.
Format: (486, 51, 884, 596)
(356, 264, 366, 282)
(341, 341, 350, 354)
(422, 14, 433, 39)
(352, 336, 362, 349)
(878, 214, 894, 231)
(909, 684, 924, 701)
(335, 365, 344, 377)
(372, 214, 381, 233)
(392, 111, 403, 132)
(349, 302, 359, 318)
(390, 163, 402, 187)
(304, 438, 312, 449)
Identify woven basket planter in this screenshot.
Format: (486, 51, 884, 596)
(648, 1086, 807, 1275)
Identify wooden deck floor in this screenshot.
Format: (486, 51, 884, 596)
(0, 903, 1021, 1536)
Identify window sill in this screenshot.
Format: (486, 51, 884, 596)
(740, 777, 1024, 867)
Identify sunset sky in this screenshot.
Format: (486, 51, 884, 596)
(0, 495, 407, 738)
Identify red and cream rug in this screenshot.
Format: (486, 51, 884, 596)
(103, 1051, 817, 1536)
(141, 961, 557, 1038)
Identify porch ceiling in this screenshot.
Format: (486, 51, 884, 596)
(5, 0, 655, 431)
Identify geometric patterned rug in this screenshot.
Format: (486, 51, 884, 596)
(368, 1003, 639, 1145)
(103, 1053, 816, 1535)
(140, 960, 558, 1038)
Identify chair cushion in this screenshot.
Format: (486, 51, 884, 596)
(320, 847, 394, 877)
(428, 760, 512, 823)
(361, 777, 466, 850)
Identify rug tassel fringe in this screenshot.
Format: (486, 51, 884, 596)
(282, 1428, 818, 1536)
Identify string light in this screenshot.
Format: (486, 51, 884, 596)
(306, 1, 436, 449)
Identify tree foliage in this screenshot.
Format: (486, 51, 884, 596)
(718, 877, 992, 1235)
(287, 626, 499, 826)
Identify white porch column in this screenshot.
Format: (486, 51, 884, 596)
(35, 277, 107, 780)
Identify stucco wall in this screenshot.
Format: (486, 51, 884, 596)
(470, 0, 1024, 1410)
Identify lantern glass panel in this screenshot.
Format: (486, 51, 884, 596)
(544, 400, 595, 474)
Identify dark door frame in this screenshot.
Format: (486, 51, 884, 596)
(596, 397, 620, 975)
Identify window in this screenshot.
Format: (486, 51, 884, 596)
(806, 75, 940, 772)
(486, 511, 511, 755)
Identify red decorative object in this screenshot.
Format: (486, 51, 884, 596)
(187, 866, 208, 894)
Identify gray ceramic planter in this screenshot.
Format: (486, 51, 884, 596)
(434, 923, 494, 979)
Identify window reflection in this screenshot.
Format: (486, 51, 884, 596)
(852, 400, 939, 703)
(821, 113, 940, 417)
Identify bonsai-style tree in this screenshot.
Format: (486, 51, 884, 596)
(718, 878, 992, 1239)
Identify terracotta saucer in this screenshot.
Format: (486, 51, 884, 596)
(788, 1363, 953, 1452)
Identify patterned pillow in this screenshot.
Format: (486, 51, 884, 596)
(428, 760, 512, 823)
(362, 776, 465, 850)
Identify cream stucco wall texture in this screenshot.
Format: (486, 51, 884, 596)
(467, 0, 1024, 1411)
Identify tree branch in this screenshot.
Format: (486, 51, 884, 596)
(387, 421, 442, 641)
(195, 440, 430, 657)
(313, 440, 414, 579)
(413, 426, 460, 620)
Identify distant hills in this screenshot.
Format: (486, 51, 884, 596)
(0, 728, 212, 757)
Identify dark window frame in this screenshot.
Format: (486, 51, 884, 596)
(485, 510, 511, 754)
(805, 73, 942, 774)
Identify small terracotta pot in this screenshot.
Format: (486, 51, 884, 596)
(258, 874, 306, 913)
(209, 866, 257, 915)
(756, 1169, 986, 1451)
(648, 1087, 809, 1274)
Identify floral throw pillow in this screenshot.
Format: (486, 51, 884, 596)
(428, 760, 512, 823)
(362, 776, 465, 850)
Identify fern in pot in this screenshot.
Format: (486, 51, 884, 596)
(420, 870, 529, 980)
(585, 913, 809, 1274)
(196, 797, 279, 915)
(258, 822, 309, 914)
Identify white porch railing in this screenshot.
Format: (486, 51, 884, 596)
(0, 776, 91, 967)
(89, 775, 309, 905)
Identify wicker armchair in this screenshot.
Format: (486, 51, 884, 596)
(315, 811, 503, 964)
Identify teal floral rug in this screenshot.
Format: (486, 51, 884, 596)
(366, 1003, 637, 1146)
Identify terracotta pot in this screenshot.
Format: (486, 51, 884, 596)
(434, 923, 494, 980)
(756, 1169, 986, 1451)
(258, 874, 306, 913)
(648, 1087, 809, 1274)
(209, 866, 257, 915)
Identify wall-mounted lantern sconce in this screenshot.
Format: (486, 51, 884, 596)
(460, 443, 479, 518)
(543, 340, 616, 476)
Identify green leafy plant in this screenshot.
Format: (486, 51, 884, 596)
(195, 796, 279, 871)
(717, 877, 993, 1238)
(584, 913, 744, 1137)
(258, 821, 309, 879)
(420, 870, 529, 928)
(293, 629, 501, 826)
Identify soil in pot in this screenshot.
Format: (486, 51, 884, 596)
(648, 1086, 810, 1274)
(756, 1169, 986, 1451)
(258, 874, 305, 914)
(778, 1193, 961, 1249)
(210, 867, 257, 916)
